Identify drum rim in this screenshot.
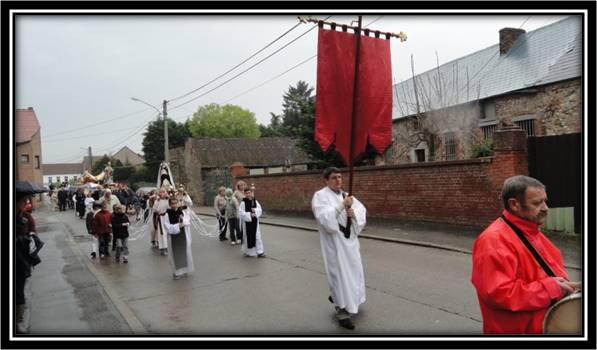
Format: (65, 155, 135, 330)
(543, 292, 582, 333)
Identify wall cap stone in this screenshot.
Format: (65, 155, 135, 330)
(237, 157, 495, 180)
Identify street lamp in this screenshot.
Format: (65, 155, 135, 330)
(130, 97, 169, 163)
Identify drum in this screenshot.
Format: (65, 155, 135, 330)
(543, 292, 582, 334)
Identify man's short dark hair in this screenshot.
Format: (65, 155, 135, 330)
(501, 175, 546, 211)
(323, 166, 341, 179)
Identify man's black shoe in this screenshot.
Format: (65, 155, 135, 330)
(338, 318, 355, 330)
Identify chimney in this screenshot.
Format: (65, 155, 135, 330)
(499, 27, 525, 55)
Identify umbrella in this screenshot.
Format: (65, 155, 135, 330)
(16, 180, 48, 196)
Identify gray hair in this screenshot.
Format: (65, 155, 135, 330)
(225, 188, 233, 197)
(501, 175, 545, 210)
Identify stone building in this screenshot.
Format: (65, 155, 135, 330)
(381, 16, 582, 165)
(169, 137, 315, 205)
(112, 146, 145, 166)
(81, 146, 144, 172)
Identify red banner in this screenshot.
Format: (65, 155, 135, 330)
(314, 28, 393, 165)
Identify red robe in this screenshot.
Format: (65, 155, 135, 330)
(471, 210, 568, 334)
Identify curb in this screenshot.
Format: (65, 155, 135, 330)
(60, 217, 148, 334)
(195, 210, 581, 270)
(196, 211, 473, 255)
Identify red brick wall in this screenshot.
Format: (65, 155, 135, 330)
(237, 130, 528, 228)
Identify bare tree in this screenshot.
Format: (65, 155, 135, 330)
(385, 53, 487, 164)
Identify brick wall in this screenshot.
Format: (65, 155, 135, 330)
(238, 128, 527, 228)
(16, 130, 44, 207)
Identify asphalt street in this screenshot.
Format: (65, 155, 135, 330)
(22, 205, 579, 336)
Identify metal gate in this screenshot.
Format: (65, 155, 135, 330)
(527, 133, 581, 233)
(201, 168, 232, 206)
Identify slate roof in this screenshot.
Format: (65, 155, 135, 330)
(42, 163, 83, 175)
(113, 146, 145, 165)
(189, 137, 314, 168)
(16, 108, 41, 143)
(393, 16, 582, 119)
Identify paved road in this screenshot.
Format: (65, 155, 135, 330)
(25, 206, 489, 336)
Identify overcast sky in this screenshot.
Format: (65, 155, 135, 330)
(14, 11, 573, 164)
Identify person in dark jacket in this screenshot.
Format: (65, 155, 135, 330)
(91, 188, 101, 201)
(111, 204, 130, 263)
(57, 188, 67, 211)
(75, 188, 86, 219)
(86, 201, 102, 259)
(15, 193, 42, 333)
(92, 201, 112, 259)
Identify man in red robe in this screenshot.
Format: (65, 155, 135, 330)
(471, 175, 578, 334)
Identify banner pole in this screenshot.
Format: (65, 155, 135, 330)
(348, 15, 362, 197)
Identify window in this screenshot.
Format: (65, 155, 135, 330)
(48, 177, 52, 184)
(20, 154, 29, 163)
(515, 119, 535, 136)
(415, 149, 426, 163)
(64, 176, 69, 182)
(73, 176, 78, 181)
(481, 124, 498, 139)
(444, 133, 456, 161)
(35, 155, 40, 169)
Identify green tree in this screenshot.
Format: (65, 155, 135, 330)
(113, 166, 136, 182)
(277, 81, 380, 167)
(187, 103, 260, 139)
(141, 117, 191, 167)
(259, 113, 285, 137)
(279, 80, 314, 136)
(91, 155, 122, 175)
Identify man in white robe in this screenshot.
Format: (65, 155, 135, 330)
(311, 166, 367, 330)
(239, 188, 266, 258)
(163, 198, 194, 279)
(152, 189, 170, 256)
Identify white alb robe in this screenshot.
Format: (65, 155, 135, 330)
(311, 186, 367, 314)
(152, 199, 169, 250)
(239, 200, 264, 256)
(164, 211, 194, 276)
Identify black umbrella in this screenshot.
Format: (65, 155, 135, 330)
(16, 181, 48, 196)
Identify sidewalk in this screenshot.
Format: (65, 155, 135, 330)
(195, 206, 581, 270)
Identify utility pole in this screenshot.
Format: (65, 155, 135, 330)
(88, 146, 93, 170)
(163, 100, 169, 163)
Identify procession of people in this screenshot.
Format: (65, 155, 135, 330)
(15, 161, 582, 334)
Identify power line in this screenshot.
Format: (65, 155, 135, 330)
(365, 15, 384, 28)
(221, 16, 383, 105)
(51, 150, 88, 163)
(43, 124, 142, 143)
(519, 16, 532, 29)
(223, 54, 317, 104)
(95, 113, 161, 153)
(42, 108, 151, 138)
(169, 16, 331, 112)
(167, 21, 304, 103)
(96, 111, 193, 155)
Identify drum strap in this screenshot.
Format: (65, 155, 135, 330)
(501, 215, 556, 277)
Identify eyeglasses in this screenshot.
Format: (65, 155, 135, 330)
(329, 175, 342, 180)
